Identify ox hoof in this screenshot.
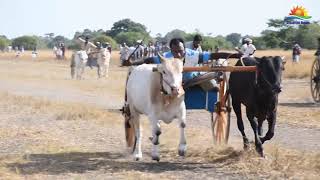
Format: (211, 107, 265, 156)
(244, 144, 250, 151)
(149, 137, 159, 145)
(257, 150, 264, 157)
(152, 156, 160, 162)
(178, 149, 186, 157)
(178, 144, 187, 156)
(134, 154, 142, 161)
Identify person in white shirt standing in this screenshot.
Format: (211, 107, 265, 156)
(185, 34, 203, 53)
(235, 38, 256, 57)
(120, 43, 130, 65)
(145, 41, 156, 58)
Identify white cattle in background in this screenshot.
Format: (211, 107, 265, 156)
(123, 55, 186, 161)
(70, 50, 88, 79)
(97, 47, 111, 78)
(55, 48, 63, 60)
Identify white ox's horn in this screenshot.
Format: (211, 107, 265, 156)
(158, 52, 166, 63)
(281, 56, 286, 64)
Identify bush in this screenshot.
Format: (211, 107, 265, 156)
(12, 36, 37, 50)
(67, 41, 81, 50)
(164, 29, 188, 43)
(202, 36, 233, 51)
(0, 37, 9, 51)
(115, 32, 151, 47)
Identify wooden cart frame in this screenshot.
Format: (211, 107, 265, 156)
(311, 56, 320, 102)
(183, 63, 256, 144)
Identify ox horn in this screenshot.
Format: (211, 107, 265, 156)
(281, 56, 286, 64)
(158, 52, 166, 63)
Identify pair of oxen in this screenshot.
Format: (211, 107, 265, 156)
(123, 53, 285, 161)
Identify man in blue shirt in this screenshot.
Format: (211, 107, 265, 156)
(130, 38, 241, 82)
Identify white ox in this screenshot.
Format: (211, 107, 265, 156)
(124, 55, 186, 161)
(97, 47, 111, 78)
(55, 48, 63, 60)
(71, 50, 88, 79)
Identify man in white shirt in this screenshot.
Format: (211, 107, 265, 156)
(185, 34, 203, 53)
(145, 42, 156, 57)
(235, 38, 256, 57)
(120, 43, 130, 65)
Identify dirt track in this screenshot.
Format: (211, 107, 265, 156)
(0, 71, 318, 152)
(0, 58, 319, 179)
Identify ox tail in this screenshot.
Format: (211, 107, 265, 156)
(122, 67, 136, 153)
(212, 89, 231, 144)
(124, 114, 136, 153)
(70, 53, 76, 79)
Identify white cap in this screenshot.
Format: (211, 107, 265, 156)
(244, 38, 252, 43)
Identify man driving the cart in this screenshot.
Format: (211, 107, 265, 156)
(131, 38, 241, 87)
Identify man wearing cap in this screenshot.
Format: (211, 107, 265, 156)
(235, 38, 256, 58)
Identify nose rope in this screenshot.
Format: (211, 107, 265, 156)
(259, 70, 281, 92)
(159, 72, 180, 95)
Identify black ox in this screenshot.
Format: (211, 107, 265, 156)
(229, 56, 285, 157)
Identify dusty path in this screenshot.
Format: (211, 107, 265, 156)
(0, 76, 319, 152)
(0, 91, 247, 179)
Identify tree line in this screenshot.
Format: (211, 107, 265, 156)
(0, 18, 319, 51)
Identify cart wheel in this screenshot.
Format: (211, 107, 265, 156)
(310, 58, 320, 102)
(211, 74, 231, 144)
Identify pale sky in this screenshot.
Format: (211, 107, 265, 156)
(0, 0, 319, 39)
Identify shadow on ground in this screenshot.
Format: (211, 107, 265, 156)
(279, 102, 319, 108)
(6, 151, 240, 175)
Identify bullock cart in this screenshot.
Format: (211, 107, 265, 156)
(311, 56, 320, 102)
(183, 58, 256, 144)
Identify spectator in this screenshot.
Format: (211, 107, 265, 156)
(185, 34, 203, 52)
(146, 41, 156, 57)
(21, 46, 24, 53)
(292, 42, 302, 63)
(31, 47, 38, 59)
(120, 43, 130, 65)
(214, 46, 220, 53)
(160, 42, 170, 53)
(235, 38, 256, 57)
(60, 43, 66, 59)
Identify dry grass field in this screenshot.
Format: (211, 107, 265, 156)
(0, 49, 319, 179)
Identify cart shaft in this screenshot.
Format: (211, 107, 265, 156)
(183, 66, 257, 72)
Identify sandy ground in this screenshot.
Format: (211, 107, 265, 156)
(0, 56, 319, 179)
